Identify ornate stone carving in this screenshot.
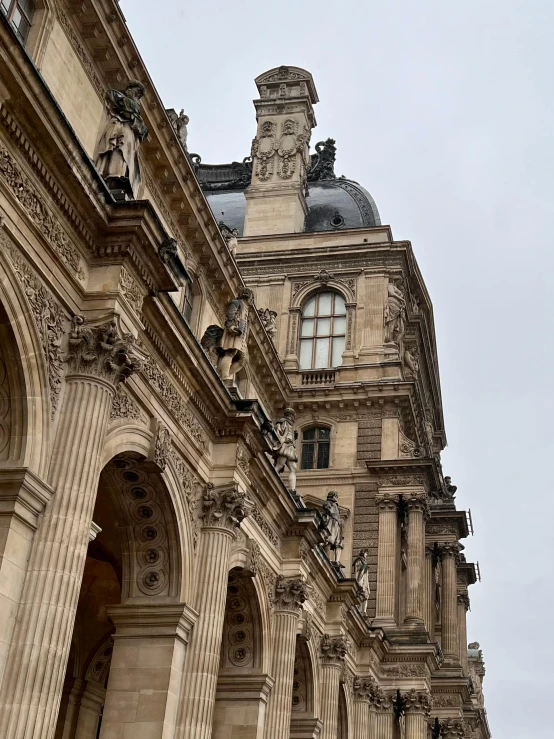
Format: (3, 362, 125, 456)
(200, 288, 254, 380)
(235, 441, 250, 475)
(431, 695, 460, 708)
(380, 663, 427, 678)
(95, 81, 148, 199)
(153, 424, 171, 471)
(441, 718, 467, 738)
(119, 267, 143, 313)
(257, 307, 277, 340)
(319, 634, 350, 665)
(399, 427, 423, 458)
(2, 234, 66, 413)
(250, 504, 280, 547)
(0, 144, 84, 278)
(66, 316, 141, 385)
(438, 542, 464, 560)
(251, 120, 277, 181)
(378, 476, 424, 488)
(159, 237, 178, 264)
(141, 355, 207, 450)
(221, 571, 255, 668)
(375, 492, 400, 510)
(308, 138, 336, 181)
(444, 476, 458, 498)
(369, 684, 391, 711)
(110, 384, 143, 422)
(201, 483, 253, 531)
(276, 119, 309, 180)
(319, 491, 344, 564)
(270, 407, 298, 492)
(403, 343, 420, 379)
(352, 676, 375, 701)
(258, 559, 278, 609)
(353, 549, 371, 615)
(457, 593, 470, 611)
(167, 108, 189, 150)
(219, 222, 239, 257)
(402, 688, 432, 716)
(168, 448, 201, 548)
(384, 280, 406, 345)
(273, 576, 309, 612)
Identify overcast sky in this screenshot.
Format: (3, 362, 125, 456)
(123, 1, 554, 735)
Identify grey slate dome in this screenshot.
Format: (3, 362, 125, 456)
(189, 139, 381, 236)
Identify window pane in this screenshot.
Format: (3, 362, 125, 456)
(301, 442, 315, 470)
(317, 441, 330, 469)
(303, 428, 316, 441)
(333, 316, 346, 335)
(318, 293, 332, 316)
(334, 294, 346, 314)
(299, 339, 313, 369)
(331, 337, 345, 367)
(301, 319, 314, 337)
(0, 1, 9, 15)
(183, 299, 193, 324)
(314, 338, 330, 368)
(18, 0, 34, 17)
(303, 297, 316, 317)
(316, 317, 330, 336)
(317, 427, 330, 440)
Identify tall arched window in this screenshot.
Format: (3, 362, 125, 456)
(1, 0, 35, 44)
(299, 292, 346, 369)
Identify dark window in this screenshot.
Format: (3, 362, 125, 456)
(299, 292, 346, 370)
(1, 0, 35, 44)
(301, 427, 330, 470)
(182, 280, 194, 324)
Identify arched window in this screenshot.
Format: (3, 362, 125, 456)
(301, 427, 330, 470)
(1, 0, 35, 44)
(299, 292, 346, 369)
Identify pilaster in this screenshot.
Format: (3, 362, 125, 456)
(318, 635, 350, 739)
(403, 689, 432, 739)
(439, 542, 463, 665)
(404, 493, 429, 627)
(374, 492, 400, 626)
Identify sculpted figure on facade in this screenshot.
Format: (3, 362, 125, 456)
(319, 491, 344, 565)
(353, 548, 371, 614)
(95, 80, 148, 199)
(200, 287, 254, 380)
(384, 279, 406, 345)
(257, 307, 277, 340)
(167, 108, 189, 149)
(403, 344, 420, 377)
(219, 221, 239, 257)
(308, 138, 337, 181)
(271, 407, 298, 492)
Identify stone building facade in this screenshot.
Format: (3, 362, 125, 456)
(0, 2, 491, 739)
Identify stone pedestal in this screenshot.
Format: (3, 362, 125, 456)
(99, 604, 197, 739)
(177, 484, 252, 739)
(374, 493, 399, 626)
(440, 543, 462, 663)
(318, 635, 349, 739)
(404, 494, 428, 627)
(263, 578, 308, 739)
(0, 317, 140, 739)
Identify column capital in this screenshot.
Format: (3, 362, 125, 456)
(351, 676, 375, 702)
(405, 493, 431, 519)
(369, 684, 392, 712)
(437, 541, 464, 560)
(402, 688, 432, 716)
(200, 483, 253, 532)
(319, 634, 350, 666)
(457, 592, 470, 611)
(107, 603, 198, 645)
(66, 315, 142, 384)
(273, 576, 309, 613)
(440, 718, 467, 738)
(375, 492, 400, 511)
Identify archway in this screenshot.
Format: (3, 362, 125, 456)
(54, 452, 188, 739)
(290, 635, 320, 739)
(337, 683, 349, 739)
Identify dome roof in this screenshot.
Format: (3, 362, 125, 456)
(204, 179, 380, 237)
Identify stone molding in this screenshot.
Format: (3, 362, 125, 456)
(106, 602, 198, 646)
(200, 483, 253, 531)
(273, 576, 309, 613)
(319, 634, 350, 665)
(0, 467, 53, 531)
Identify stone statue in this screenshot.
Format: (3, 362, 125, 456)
(219, 221, 239, 257)
(384, 280, 406, 345)
(319, 491, 344, 564)
(167, 108, 189, 149)
(200, 288, 254, 380)
(257, 308, 277, 340)
(272, 407, 298, 492)
(403, 345, 419, 376)
(308, 138, 337, 181)
(444, 476, 457, 499)
(95, 80, 148, 199)
(353, 548, 371, 614)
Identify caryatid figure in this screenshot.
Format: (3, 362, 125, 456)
(319, 491, 344, 564)
(272, 407, 298, 492)
(384, 280, 406, 345)
(353, 548, 371, 614)
(95, 80, 148, 198)
(218, 287, 254, 380)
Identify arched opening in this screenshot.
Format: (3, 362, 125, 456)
(337, 684, 349, 739)
(290, 636, 319, 739)
(299, 291, 346, 369)
(54, 453, 184, 739)
(212, 568, 269, 739)
(0, 301, 26, 462)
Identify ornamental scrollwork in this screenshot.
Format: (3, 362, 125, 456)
(273, 576, 309, 613)
(319, 634, 350, 665)
(201, 483, 253, 531)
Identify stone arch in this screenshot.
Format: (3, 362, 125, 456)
(220, 568, 263, 671)
(337, 682, 350, 739)
(291, 280, 355, 311)
(292, 636, 315, 715)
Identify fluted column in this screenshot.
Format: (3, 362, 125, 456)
(403, 689, 432, 739)
(0, 317, 140, 739)
(263, 578, 309, 739)
(457, 593, 470, 674)
(440, 543, 462, 663)
(319, 635, 350, 739)
(369, 689, 393, 739)
(423, 545, 434, 635)
(351, 678, 373, 739)
(404, 494, 429, 626)
(177, 484, 253, 739)
(374, 492, 399, 626)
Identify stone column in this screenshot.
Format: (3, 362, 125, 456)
(457, 593, 470, 674)
(177, 484, 253, 739)
(99, 603, 198, 739)
(423, 545, 434, 636)
(440, 543, 462, 663)
(0, 317, 140, 739)
(404, 494, 429, 627)
(351, 678, 373, 739)
(319, 635, 350, 739)
(403, 689, 432, 739)
(374, 492, 399, 626)
(369, 689, 393, 739)
(263, 578, 309, 739)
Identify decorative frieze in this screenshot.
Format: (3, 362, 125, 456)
(168, 447, 201, 549)
(109, 384, 144, 422)
(119, 267, 144, 314)
(250, 504, 280, 547)
(153, 424, 171, 471)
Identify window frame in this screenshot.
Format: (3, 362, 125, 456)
(1, 0, 35, 44)
(298, 291, 346, 370)
(300, 426, 331, 470)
